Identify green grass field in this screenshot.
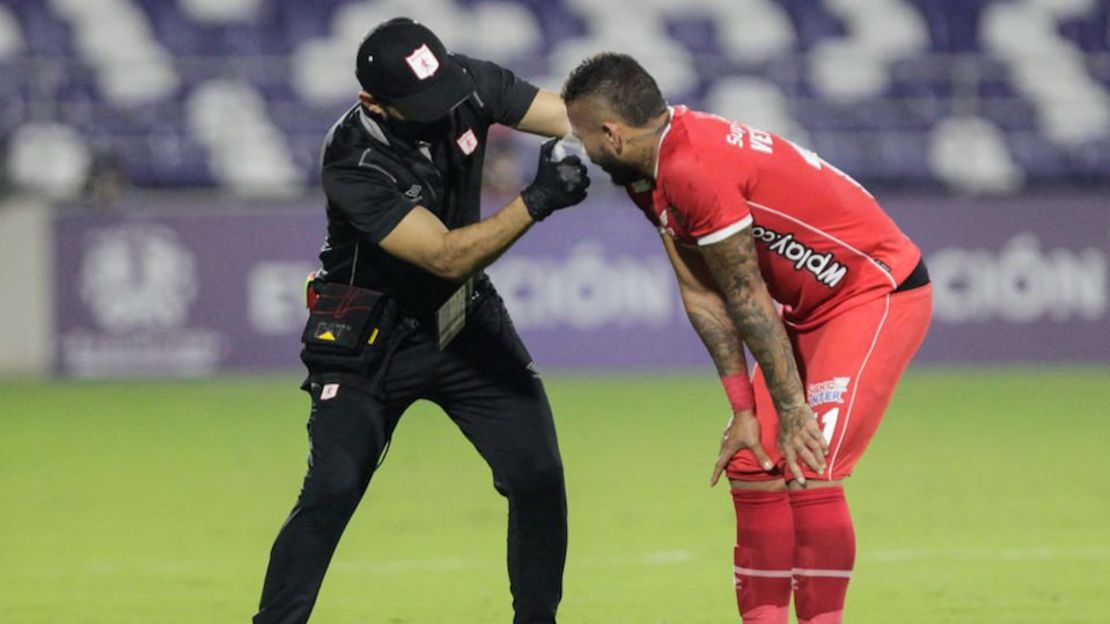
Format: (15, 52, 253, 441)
(2, 368, 1109, 623)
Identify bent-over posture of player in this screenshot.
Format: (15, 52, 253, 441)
(562, 53, 932, 623)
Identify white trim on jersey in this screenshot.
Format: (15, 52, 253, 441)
(827, 293, 891, 478)
(697, 214, 753, 246)
(652, 106, 675, 179)
(746, 200, 899, 289)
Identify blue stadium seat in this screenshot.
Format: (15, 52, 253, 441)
(1, 0, 1107, 194)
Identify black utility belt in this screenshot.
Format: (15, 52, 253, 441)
(893, 258, 930, 293)
(304, 277, 486, 353)
(397, 277, 492, 324)
(302, 282, 389, 355)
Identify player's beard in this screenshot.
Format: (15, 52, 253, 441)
(594, 151, 643, 185)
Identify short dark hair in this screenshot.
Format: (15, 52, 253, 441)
(562, 53, 667, 126)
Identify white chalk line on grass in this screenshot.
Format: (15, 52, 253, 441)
(68, 547, 1110, 578)
(331, 550, 698, 575)
(331, 547, 1110, 575)
(863, 547, 1110, 562)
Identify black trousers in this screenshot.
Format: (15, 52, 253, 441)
(254, 293, 566, 624)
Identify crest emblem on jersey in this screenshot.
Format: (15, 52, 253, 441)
(807, 377, 851, 406)
(405, 44, 439, 80)
(456, 128, 478, 155)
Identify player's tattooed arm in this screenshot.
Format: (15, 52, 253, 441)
(698, 227, 828, 477)
(697, 227, 801, 410)
(662, 235, 747, 377)
(687, 309, 744, 376)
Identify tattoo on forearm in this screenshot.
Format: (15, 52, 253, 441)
(701, 229, 807, 413)
(687, 307, 745, 377)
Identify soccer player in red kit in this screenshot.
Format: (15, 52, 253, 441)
(562, 54, 932, 623)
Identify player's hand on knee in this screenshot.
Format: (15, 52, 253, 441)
(778, 404, 828, 486)
(711, 410, 774, 486)
(521, 138, 591, 222)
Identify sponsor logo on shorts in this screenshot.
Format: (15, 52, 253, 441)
(807, 376, 850, 406)
(752, 225, 849, 288)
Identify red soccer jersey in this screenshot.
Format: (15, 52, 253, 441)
(627, 105, 921, 329)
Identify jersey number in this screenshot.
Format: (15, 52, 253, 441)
(787, 140, 872, 198)
(817, 407, 839, 445)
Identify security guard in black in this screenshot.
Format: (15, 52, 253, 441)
(253, 17, 588, 624)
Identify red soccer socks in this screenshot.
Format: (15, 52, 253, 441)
(790, 486, 855, 624)
(731, 489, 794, 624)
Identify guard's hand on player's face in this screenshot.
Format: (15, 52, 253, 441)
(521, 138, 591, 222)
(778, 404, 828, 486)
(710, 410, 775, 486)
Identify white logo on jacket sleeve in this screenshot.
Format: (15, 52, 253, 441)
(320, 383, 339, 400)
(405, 44, 439, 80)
(456, 128, 478, 155)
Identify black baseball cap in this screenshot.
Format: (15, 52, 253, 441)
(355, 17, 474, 123)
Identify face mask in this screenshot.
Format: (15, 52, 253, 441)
(388, 115, 451, 145)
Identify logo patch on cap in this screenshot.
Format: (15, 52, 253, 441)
(405, 44, 439, 80)
(456, 128, 478, 155)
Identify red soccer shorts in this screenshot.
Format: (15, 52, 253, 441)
(727, 284, 933, 482)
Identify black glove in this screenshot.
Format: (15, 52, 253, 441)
(521, 138, 591, 222)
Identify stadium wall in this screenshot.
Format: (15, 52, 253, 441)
(0, 198, 53, 376)
(28, 192, 1110, 377)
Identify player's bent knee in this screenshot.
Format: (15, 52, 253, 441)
(495, 459, 564, 498)
(787, 478, 844, 491)
(300, 465, 368, 510)
(729, 478, 788, 492)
